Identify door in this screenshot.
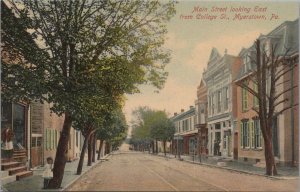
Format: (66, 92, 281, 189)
(13, 103, 26, 148)
(234, 132, 238, 160)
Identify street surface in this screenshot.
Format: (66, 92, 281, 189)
(68, 144, 298, 191)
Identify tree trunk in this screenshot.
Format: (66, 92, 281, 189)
(76, 135, 89, 175)
(48, 112, 72, 189)
(163, 141, 166, 156)
(264, 136, 278, 176)
(105, 142, 110, 154)
(87, 134, 93, 166)
(92, 134, 96, 163)
(155, 140, 158, 154)
(152, 141, 155, 154)
(97, 140, 104, 160)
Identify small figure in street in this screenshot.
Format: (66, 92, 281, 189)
(217, 140, 221, 156)
(213, 140, 217, 156)
(42, 157, 53, 189)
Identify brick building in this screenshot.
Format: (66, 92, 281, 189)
(234, 19, 299, 166)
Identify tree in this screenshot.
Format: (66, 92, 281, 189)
(96, 106, 128, 159)
(236, 39, 298, 175)
(131, 106, 155, 152)
(2, 1, 176, 188)
(150, 111, 175, 156)
(130, 107, 174, 155)
(73, 94, 123, 175)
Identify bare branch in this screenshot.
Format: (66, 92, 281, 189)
(236, 80, 259, 99)
(251, 106, 259, 115)
(276, 79, 291, 87)
(274, 103, 299, 117)
(274, 98, 289, 108)
(274, 85, 298, 101)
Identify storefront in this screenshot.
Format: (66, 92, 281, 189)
(1, 102, 28, 150)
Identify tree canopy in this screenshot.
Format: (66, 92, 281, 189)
(1, 0, 176, 188)
(130, 106, 174, 150)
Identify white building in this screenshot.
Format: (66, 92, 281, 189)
(203, 48, 241, 158)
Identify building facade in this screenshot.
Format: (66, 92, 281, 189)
(235, 19, 299, 166)
(194, 79, 208, 155)
(31, 101, 82, 167)
(172, 107, 196, 156)
(203, 48, 241, 158)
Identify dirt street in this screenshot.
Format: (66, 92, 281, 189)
(67, 149, 298, 191)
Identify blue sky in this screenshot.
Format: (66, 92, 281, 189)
(124, 1, 299, 126)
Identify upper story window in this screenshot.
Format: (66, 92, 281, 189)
(217, 90, 222, 113)
(253, 83, 259, 107)
(212, 94, 215, 115)
(242, 81, 249, 112)
(240, 121, 249, 149)
(224, 87, 229, 110)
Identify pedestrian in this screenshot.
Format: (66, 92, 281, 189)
(213, 140, 217, 155)
(42, 157, 53, 189)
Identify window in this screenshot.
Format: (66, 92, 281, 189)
(241, 119, 262, 149)
(240, 121, 249, 148)
(208, 96, 211, 115)
(249, 121, 254, 148)
(224, 87, 229, 110)
(212, 94, 215, 114)
(254, 119, 262, 148)
(217, 90, 222, 113)
(47, 129, 51, 150)
(242, 85, 248, 111)
(50, 129, 53, 150)
(31, 136, 42, 147)
(55, 130, 58, 148)
(253, 83, 259, 107)
(13, 103, 26, 146)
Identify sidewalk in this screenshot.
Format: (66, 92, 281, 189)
(155, 152, 299, 180)
(2, 153, 110, 192)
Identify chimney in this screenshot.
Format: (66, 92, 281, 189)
(181, 109, 184, 113)
(174, 112, 177, 116)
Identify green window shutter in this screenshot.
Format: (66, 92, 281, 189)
(51, 129, 53, 150)
(253, 83, 258, 107)
(55, 130, 57, 148)
(240, 122, 243, 148)
(242, 88, 247, 111)
(46, 129, 49, 150)
(48, 129, 51, 150)
(246, 121, 249, 148)
(259, 120, 263, 148)
(45, 129, 47, 150)
(250, 121, 254, 149)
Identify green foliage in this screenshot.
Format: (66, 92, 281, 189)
(130, 106, 175, 146)
(1, 0, 176, 117)
(149, 111, 175, 141)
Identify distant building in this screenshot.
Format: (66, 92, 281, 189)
(194, 79, 208, 155)
(235, 19, 299, 166)
(171, 106, 196, 156)
(203, 48, 242, 158)
(31, 101, 82, 167)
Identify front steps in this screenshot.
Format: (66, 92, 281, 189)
(1, 149, 33, 185)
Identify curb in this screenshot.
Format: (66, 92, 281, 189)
(154, 153, 298, 180)
(62, 153, 111, 191)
